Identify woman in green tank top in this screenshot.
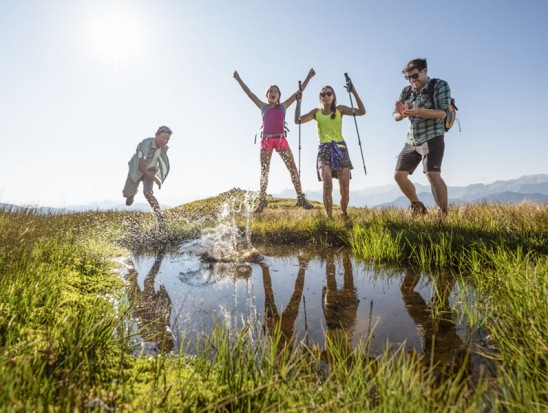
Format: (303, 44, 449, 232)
(295, 84, 365, 220)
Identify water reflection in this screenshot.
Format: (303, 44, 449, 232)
(400, 270, 469, 374)
(260, 257, 306, 353)
(127, 246, 174, 352)
(322, 250, 359, 360)
(127, 245, 476, 373)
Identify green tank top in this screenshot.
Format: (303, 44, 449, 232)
(315, 109, 344, 143)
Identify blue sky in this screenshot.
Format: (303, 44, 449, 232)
(1, 0, 546, 207)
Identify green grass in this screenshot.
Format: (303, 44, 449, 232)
(1, 194, 547, 411)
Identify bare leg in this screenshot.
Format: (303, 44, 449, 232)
(144, 191, 164, 226)
(426, 171, 448, 212)
(394, 171, 421, 203)
(278, 148, 303, 196)
(320, 165, 334, 219)
(259, 150, 273, 200)
(338, 168, 351, 217)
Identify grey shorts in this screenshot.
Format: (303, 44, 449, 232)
(122, 167, 156, 197)
(395, 135, 444, 174)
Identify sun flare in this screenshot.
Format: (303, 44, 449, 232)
(84, 7, 146, 66)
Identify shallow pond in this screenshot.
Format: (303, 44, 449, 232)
(126, 242, 475, 372)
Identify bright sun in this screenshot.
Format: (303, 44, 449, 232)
(84, 7, 146, 66)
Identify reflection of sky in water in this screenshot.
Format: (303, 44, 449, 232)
(130, 246, 469, 357)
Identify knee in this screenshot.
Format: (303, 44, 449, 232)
(425, 171, 441, 183)
(394, 171, 407, 184)
(323, 181, 333, 193)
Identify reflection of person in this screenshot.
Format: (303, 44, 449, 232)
(127, 248, 174, 352)
(122, 126, 172, 225)
(400, 270, 468, 374)
(321, 250, 359, 360)
(296, 83, 365, 220)
(260, 257, 306, 353)
(234, 69, 315, 213)
(393, 58, 451, 218)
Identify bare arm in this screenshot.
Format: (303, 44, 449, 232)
(233, 70, 264, 109)
(295, 107, 318, 124)
(139, 158, 161, 189)
(338, 84, 366, 116)
(283, 68, 316, 109)
(402, 103, 446, 119)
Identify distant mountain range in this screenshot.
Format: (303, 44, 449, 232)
(0, 201, 170, 214)
(276, 174, 548, 208)
(2, 174, 547, 213)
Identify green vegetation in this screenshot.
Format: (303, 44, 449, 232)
(1, 193, 547, 411)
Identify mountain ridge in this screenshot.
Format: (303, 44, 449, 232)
(276, 173, 548, 208)
(2, 174, 547, 212)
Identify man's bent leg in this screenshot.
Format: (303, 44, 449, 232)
(144, 192, 165, 227)
(394, 171, 421, 203)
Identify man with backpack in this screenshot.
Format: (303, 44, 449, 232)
(393, 58, 452, 218)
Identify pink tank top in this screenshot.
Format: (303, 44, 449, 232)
(262, 105, 286, 137)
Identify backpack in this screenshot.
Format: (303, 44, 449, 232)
(402, 78, 460, 132)
(254, 104, 290, 143)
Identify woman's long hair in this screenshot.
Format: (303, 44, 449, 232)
(320, 86, 337, 119)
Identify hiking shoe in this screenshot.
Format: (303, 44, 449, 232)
(254, 198, 268, 213)
(125, 195, 134, 206)
(408, 201, 427, 216)
(296, 194, 313, 209)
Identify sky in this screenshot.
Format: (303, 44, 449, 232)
(1, 0, 547, 208)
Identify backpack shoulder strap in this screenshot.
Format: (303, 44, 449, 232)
(427, 78, 439, 108)
(261, 103, 285, 118)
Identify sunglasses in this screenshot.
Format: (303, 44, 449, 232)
(158, 126, 172, 134)
(404, 69, 424, 81)
(320, 91, 333, 97)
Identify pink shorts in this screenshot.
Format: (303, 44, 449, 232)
(261, 136, 289, 152)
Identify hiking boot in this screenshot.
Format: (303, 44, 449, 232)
(408, 201, 427, 216)
(125, 195, 134, 206)
(254, 198, 268, 213)
(296, 194, 313, 209)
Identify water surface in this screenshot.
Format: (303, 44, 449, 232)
(126, 243, 471, 371)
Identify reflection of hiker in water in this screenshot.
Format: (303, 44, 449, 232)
(400, 270, 468, 374)
(322, 250, 359, 360)
(127, 248, 174, 352)
(260, 257, 306, 353)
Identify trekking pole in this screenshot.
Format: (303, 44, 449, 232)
(344, 73, 367, 175)
(297, 80, 302, 177)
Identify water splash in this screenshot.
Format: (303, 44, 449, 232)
(189, 190, 263, 263)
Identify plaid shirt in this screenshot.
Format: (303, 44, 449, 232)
(397, 77, 451, 145)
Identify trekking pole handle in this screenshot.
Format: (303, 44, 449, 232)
(344, 73, 353, 92)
